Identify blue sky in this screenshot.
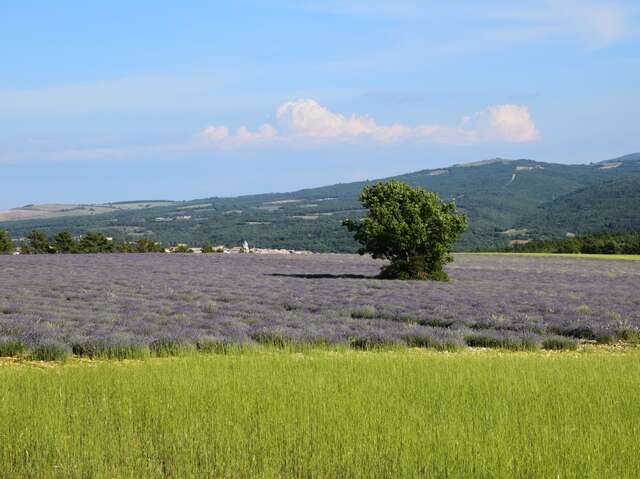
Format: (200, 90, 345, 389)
(1, 0, 638, 209)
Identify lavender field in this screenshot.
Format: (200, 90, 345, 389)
(1, 253, 639, 355)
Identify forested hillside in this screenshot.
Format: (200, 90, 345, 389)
(2, 154, 639, 251)
(518, 177, 640, 238)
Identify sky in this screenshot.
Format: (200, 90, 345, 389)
(1, 0, 639, 209)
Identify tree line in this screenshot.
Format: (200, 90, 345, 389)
(0, 229, 165, 255)
(505, 232, 640, 255)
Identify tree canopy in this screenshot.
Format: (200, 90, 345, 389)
(0, 230, 13, 255)
(53, 231, 77, 254)
(24, 230, 52, 254)
(15, 230, 166, 255)
(506, 232, 640, 255)
(343, 181, 467, 281)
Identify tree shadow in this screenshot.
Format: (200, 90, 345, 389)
(268, 273, 373, 280)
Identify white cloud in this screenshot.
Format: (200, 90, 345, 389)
(195, 123, 279, 147)
(277, 99, 373, 138)
(413, 104, 539, 144)
(197, 126, 230, 142)
(565, 1, 631, 47)
(491, 0, 634, 49)
(470, 104, 540, 143)
(275, 99, 411, 143)
(196, 99, 540, 147)
(2, 99, 540, 163)
(236, 124, 279, 143)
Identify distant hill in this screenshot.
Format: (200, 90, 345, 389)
(0, 201, 175, 222)
(599, 153, 640, 165)
(518, 176, 640, 237)
(2, 153, 640, 251)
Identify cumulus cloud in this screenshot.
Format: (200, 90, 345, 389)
(467, 104, 540, 143)
(410, 104, 539, 144)
(237, 124, 279, 143)
(197, 125, 230, 142)
(276, 99, 412, 143)
(195, 123, 278, 146)
(196, 99, 539, 147)
(2, 99, 540, 163)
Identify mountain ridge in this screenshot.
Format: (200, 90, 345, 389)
(2, 154, 640, 251)
(598, 152, 640, 164)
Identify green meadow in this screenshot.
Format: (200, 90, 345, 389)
(1, 348, 639, 478)
(463, 252, 640, 261)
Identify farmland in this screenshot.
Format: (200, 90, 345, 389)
(2, 253, 640, 477)
(1, 253, 640, 355)
(2, 349, 640, 477)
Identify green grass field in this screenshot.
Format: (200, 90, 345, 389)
(464, 252, 640, 261)
(2, 349, 639, 478)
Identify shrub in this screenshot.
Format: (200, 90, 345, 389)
(135, 238, 163, 253)
(465, 333, 540, 351)
(542, 337, 578, 351)
(567, 326, 598, 340)
(72, 340, 150, 360)
(282, 302, 301, 311)
(149, 338, 195, 357)
(419, 318, 454, 328)
(575, 304, 591, 316)
(250, 332, 290, 348)
(0, 338, 27, 357)
(31, 342, 71, 361)
(404, 334, 463, 351)
(549, 325, 596, 340)
(201, 245, 224, 254)
(616, 328, 640, 343)
(350, 306, 378, 319)
(172, 245, 193, 253)
(595, 334, 615, 345)
(349, 334, 398, 350)
(201, 301, 218, 315)
(196, 338, 233, 354)
(392, 313, 417, 324)
(1, 304, 20, 315)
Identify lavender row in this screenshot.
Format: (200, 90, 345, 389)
(1, 253, 639, 354)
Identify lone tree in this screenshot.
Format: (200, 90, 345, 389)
(343, 180, 467, 281)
